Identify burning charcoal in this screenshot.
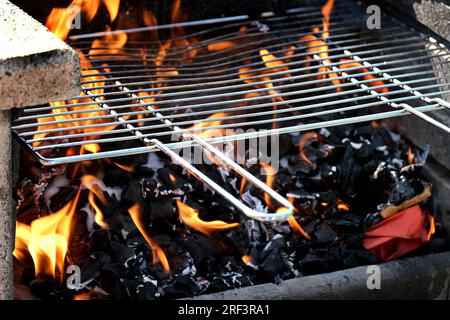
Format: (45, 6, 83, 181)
(103, 165, 130, 188)
(170, 252, 196, 277)
(332, 214, 362, 230)
(136, 281, 158, 300)
(388, 177, 416, 205)
(141, 177, 184, 200)
(110, 241, 136, 265)
(113, 278, 140, 300)
(352, 141, 373, 160)
(88, 229, 110, 251)
(300, 247, 342, 274)
(122, 179, 145, 205)
(257, 235, 287, 277)
(179, 234, 227, 267)
(29, 277, 56, 299)
(337, 145, 363, 198)
(162, 275, 202, 298)
(275, 169, 295, 191)
(109, 209, 139, 236)
(148, 199, 178, 221)
(314, 223, 338, 244)
(208, 272, 252, 292)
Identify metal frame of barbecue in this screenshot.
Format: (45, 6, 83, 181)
(11, 0, 450, 222)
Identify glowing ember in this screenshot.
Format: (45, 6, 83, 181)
(176, 201, 239, 236)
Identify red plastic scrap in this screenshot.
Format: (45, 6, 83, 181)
(363, 205, 429, 261)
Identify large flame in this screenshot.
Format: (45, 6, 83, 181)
(46, 0, 121, 40)
(176, 201, 239, 235)
(128, 204, 170, 272)
(14, 188, 81, 279)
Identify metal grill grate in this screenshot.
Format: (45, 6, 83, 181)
(12, 0, 450, 165)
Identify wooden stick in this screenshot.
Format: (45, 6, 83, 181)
(380, 185, 432, 219)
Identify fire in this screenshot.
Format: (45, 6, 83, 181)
(176, 201, 239, 236)
(336, 198, 350, 212)
(276, 207, 312, 241)
(260, 162, 277, 210)
(14, 188, 81, 279)
(81, 175, 108, 229)
(242, 255, 251, 265)
(298, 132, 318, 166)
(259, 49, 289, 74)
(339, 60, 388, 93)
(114, 162, 135, 173)
(186, 112, 227, 140)
(321, 0, 335, 39)
(208, 41, 237, 52)
(128, 204, 170, 272)
(427, 214, 435, 241)
(46, 0, 121, 40)
(407, 146, 414, 165)
(89, 27, 128, 60)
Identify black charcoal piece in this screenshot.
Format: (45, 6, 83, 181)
(314, 223, 338, 244)
(103, 165, 130, 188)
(258, 235, 287, 277)
(29, 277, 56, 299)
(208, 272, 252, 292)
(162, 275, 202, 298)
(136, 281, 157, 300)
(149, 199, 178, 220)
(332, 214, 362, 229)
(113, 278, 139, 299)
(337, 145, 363, 198)
(110, 241, 136, 265)
(122, 179, 145, 205)
(88, 229, 109, 251)
(109, 209, 139, 235)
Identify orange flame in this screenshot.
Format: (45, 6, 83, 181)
(46, 0, 121, 40)
(242, 255, 252, 265)
(407, 146, 414, 165)
(186, 112, 227, 140)
(321, 0, 335, 39)
(427, 214, 435, 241)
(176, 201, 239, 235)
(128, 204, 170, 272)
(260, 162, 277, 210)
(298, 132, 318, 166)
(114, 162, 135, 173)
(82, 175, 108, 229)
(336, 198, 350, 212)
(339, 60, 388, 93)
(14, 188, 81, 279)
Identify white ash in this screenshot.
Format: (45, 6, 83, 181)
(319, 128, 331, 137)
(241, 190, 267, 213)
(350, 142, 363, 149)
(44, 174, 68, 204)
(146, 152, 165, 169)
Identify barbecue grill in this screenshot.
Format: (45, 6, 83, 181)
(10, 0, 450, 223)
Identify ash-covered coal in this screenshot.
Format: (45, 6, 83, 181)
(13, 122, 448, 300)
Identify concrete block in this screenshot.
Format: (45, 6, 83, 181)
(0, 0, 80, 110)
